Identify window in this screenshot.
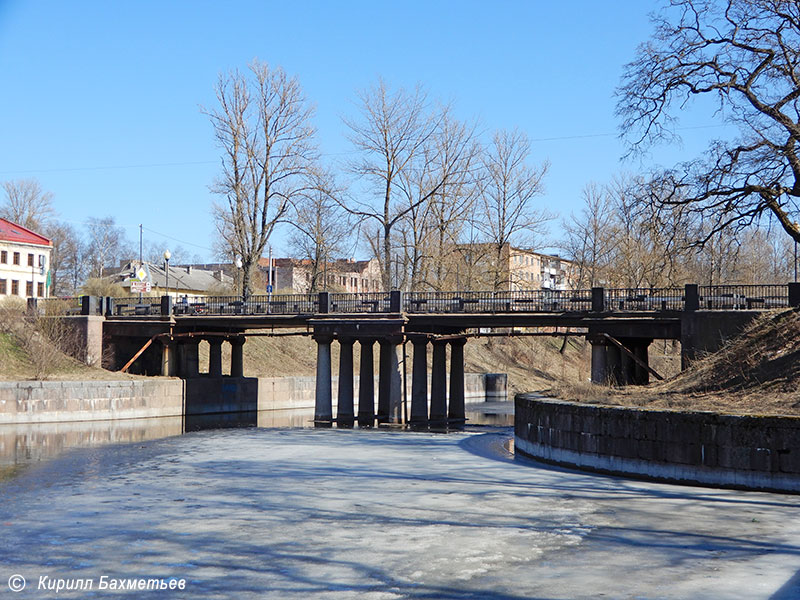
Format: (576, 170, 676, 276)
(0, 279, 5, 294)
(27, 253, 34, 267)
(26, 281, 33, 297)
(12, 252, 20, 265)
(11, 280, 18, 295)
(37, 282, 44, 297)
(0, 251, 6, 264)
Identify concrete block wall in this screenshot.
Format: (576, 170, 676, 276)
(0, 380, 185, 424)
(0, 372, 506, 425)
(515, 394, 800, 493)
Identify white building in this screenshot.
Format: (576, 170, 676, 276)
(0, 218, 52, 299)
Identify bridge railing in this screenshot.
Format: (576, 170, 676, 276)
(38, 296, 83, 316)
(186, 294, 319, 315)
(403, 289, 594, 313)
(92, 283, 798, 317)
(699, 284, 789, 309)
(330, 292, 391, 313)
(108, 296, 163, 316)
(604, 288, 685, 312)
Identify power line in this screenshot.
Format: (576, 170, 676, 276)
(0, 160, 219, 176)
(141, 226, 214, 253)
(0, 124, 732, 176)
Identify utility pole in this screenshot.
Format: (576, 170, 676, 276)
(138, 224, 143, 302)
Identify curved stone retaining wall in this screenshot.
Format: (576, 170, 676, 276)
(515, 394, 800, 494)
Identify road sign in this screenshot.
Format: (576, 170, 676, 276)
(267, 284, 273, 294)
(131, 281, 151, 293)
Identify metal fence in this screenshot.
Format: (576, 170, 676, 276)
(403, 289, 594, 313)
(84, 284, 795, 317)
(182, 294, 319, 315)
(109, 296, 163, 316)
(38, 296, 83, 316)
(604, 288, 685, 312)
(699, 284, 790, 310)
(330, 292, 391, 313)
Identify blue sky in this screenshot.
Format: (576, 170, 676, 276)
(0, 1, 727, 262)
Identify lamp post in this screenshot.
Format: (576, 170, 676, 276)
(163, 250, 171, 297)
(794, 222, 798, 283)
(235, 257, 243, 300)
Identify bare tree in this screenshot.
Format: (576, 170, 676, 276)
(288, 169, 351, 292)
(562, 183, 617, 288)
(46, 222, 85, 296)
(1, 179, 55, 231)
(205, 60, 316, 297)
(85, 216, 132, 279)
(617, 0, 800, 246)
(474, 129, 550, 290)
(343, 80, 476, 290)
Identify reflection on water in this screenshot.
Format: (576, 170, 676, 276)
(0, 403, 514, 479)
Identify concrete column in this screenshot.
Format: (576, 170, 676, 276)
(230, 337, 246, 377)
(619, 339, 634, 386)
(161, 339, 176, 377)
(377, 340, 391, 423)
(180, 338, 200, 378)
(430, 339, 448, 425)
(208, 338, 223, 377)
(337, 337, 355, 426)
(314, 334, 334, 426)
(590, 336, 610, 385)
(378, 337, 403, 424)
(410, 336, 429, 425)
(607, 343, 622, 386)
(358, 338, 375, 426)
(633, 340, 651, 385)
(448, 338, 466, 424)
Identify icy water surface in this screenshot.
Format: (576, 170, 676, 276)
(0, 411, 799, 598)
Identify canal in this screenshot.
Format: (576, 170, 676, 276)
(0, 403, 798, 599)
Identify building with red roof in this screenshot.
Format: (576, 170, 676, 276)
(0, 218, 52, 299)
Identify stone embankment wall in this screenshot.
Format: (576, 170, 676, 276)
(0, 380, 186, 424)
(515, 394, 800, 493)
(0, 373, 505, 424)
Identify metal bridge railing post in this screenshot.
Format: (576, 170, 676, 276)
(390, 290, 403, 313)
(684, 284, 699, 311)
(318, 291, 330, 314)
(591, 287, 605, 312)
(789, 282, 800, 308)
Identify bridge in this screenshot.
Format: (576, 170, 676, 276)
(46, 282, 800, 427)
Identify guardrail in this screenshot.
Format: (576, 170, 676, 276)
(605, 288, 685, 312)
(47, 283, 800, 317)
(699, 284, 790, 310)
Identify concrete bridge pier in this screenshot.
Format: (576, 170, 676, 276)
(430, 339, 448, 425)
(377, 336, 403, 424)
(179, 338, 200, 378)
(589, 335, 653, 386)
(633, 341, 651, 385)
(448, 338, 466, 424)
(409, 335, 429, 426)
(160, 339, 176, 377)
(357, 338, 376, 426)
(208, 338, 223, 377)
(337, 337, 355, 427)
(313, 333, 334, 427)
(590, 336, 610, 385)
(230, 337, 246, 378)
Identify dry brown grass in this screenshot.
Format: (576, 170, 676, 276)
(546, 309, 800, 417)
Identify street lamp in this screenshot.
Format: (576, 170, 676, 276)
(163, 250, 171, 298)
(794, 222, 799, 283)
(235, 257, 243, 300)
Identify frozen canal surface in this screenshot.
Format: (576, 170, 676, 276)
(1, 426, 799, 599)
